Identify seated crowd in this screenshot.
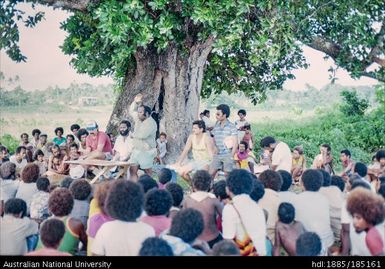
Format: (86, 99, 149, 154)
(0, 97, 384, 256)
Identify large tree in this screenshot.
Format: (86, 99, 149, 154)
(2, 0, 385, 160)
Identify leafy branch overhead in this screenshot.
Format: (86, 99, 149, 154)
(1, 0, 384, 104)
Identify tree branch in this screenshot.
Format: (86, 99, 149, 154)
(27, 0, 98, 11)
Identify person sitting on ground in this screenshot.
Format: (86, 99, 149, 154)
(70, 124, 81, 144)
(36, 134, 50, 159)
(174, 120, 215, 183)
(291, 146, 306, 184)
(165, 183, 184, 220)
(141, 189, 173, 236)
(241, 124, 254, 151)
(340, 149, 354, 181)
(69, 179, 91, 228)
(0, 198, 38, 255)
(183, 170, 223, 248)
(33, 149, 48, 177)
(331, 175, 346, 193)
(312, 144, 334, 175)
(258, 170, 283, 243)
(278, 170, 298, 205)
(351, 162, 374, 191)
(19, 133, 34, 150)
(294, 169, 334, 252)
(10, 145, 28, 172)
(81, 121, 112, 161)
(318, 169, 343, 241)
(213, 180, 230, 204)
(86, 181, 114, 256)
(39, 188, 87, 255)
(91, 180, 155, 256)
(76, 128, 89, 155)
(212, 240, 241, 256)
(296, 232, 322, 256)
(128, 94, 158, 182)
(0, 145, 10, 164)
(30, 177, 51, 223)
(346, 188, 385, 256)
(0, 161, 19, 215)
(53, 127, 67, 147)
(201, 110, 214, 132)
(25, 218, 71, 256)
(368, 150, 385, 184)
(222, 169, 267, 256)
(156, 132, 168, 165)
(47, 144, 69, 176)
(260, 136, 292, 173)
(31, 129, 41, 149)
(234, 141, 257, 173)
(273, 202, 306, 256)
(161, 208, 210, 256)
(139, 237, 174, 256)
(138, 174, 159, 194)
(66, 134, 76, 148)
(158, 168, 173, 189)
(15, 163, 40, 215)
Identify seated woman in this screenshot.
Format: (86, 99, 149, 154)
(172, 120, 215, 184)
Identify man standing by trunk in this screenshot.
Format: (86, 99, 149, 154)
(129, 94, 157, 182)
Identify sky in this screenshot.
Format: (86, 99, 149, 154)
(0, 4, 379, 92)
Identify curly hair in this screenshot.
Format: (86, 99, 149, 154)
(94, 181, 113, 215)
(48, 188, 74, 217)
(278, 170, 292, 191)
(4, 198, 27, 216)
(192, 170, 212, 191)
(347, 188, 385, 226)
(145, 189, 173, 216)
(296, 232, 322, 256)
(138, 175, 158, 194)
(40, 218, 66, 248)
(105, 180, 144, 222)
(250, 178, 265, 203)
(318, 169, 331, 187)
(213, 180, 229, 201)
(139, 237, 173, 256)
(169, 208, 204, 244)
(0, 161, 16, 180)
(302, 169, 323, 192)
(36, 177, 50, 192)
(375, 150, 385, 162)
(158, 168, 172, 185)
(226, 169, 253, 195)
(165, 183, 184, 207)
(21, 163, 40, 183)
(69, 179, 91, 200)
(258, 170, 283, 191)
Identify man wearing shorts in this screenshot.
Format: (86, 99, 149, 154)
(129, 94, 157, 181)
(209, 104, 238, 179)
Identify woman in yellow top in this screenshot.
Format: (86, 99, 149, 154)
(291, 146, 306, 183)
(173, 120, 215, 183)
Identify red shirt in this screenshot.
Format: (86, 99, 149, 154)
(85, 131, 112, 154)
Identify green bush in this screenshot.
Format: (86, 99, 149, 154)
(0, 134, 19, 154)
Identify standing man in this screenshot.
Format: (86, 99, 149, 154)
(209, 104, 238, 179)
(129, 94, 157, 181)
(260, 136, 292, 173)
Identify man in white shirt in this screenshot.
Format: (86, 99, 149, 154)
(113, 120, 133, 162)
(260, 136, 292, 173)
(9, 146, 28, 171)
(222, 169, 267, 256)
(295, 169, 334, 251)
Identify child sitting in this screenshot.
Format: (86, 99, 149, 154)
(273, 202, 306, 256)
(234, 141, 257, 173)
(165, 183, 184, 220)
(25, 218, 71, 256)
(241, 124, 254, 150)
(30, 177, 51, 223)
(291, 146, 306, 184)
(33, 150, 48, 177)
(156, 132, 168, 165)
(69, 179, 92, 229)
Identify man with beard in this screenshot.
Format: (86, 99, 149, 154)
(112, 120, 133, 162)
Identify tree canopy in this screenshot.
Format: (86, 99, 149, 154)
(2, 0, 385, 103)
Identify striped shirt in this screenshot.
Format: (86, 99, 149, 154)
(212, 120, 238, 155)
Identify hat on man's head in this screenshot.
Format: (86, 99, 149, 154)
(86, 121, 98, 131)
(70, 165, 85, 180)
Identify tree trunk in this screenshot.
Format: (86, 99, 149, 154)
(107, 37, 214, 162)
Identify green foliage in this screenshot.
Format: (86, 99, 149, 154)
(0, 134, 19, 154)
(255, 105, 385, 170)
(339, 90, 369, 116)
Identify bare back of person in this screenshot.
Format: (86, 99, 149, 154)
(276, 221, 306, 256)
(184, 195, 221, 242)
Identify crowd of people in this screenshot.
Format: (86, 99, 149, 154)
(0, 95, 384, 256)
